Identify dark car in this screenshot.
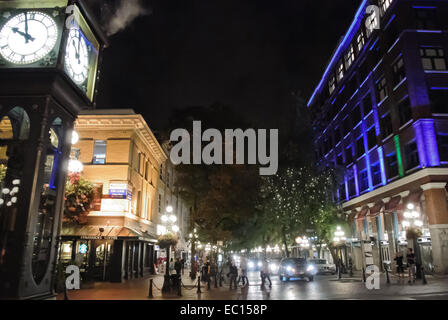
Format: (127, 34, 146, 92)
(279, 258, 317, 282)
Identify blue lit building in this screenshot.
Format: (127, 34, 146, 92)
(308, 0, 448, 274)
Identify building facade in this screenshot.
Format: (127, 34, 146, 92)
(59, 109, 189, 282)
(308, 0, 448, 274)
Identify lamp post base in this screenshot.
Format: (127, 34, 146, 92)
(162, 274, 171, 293)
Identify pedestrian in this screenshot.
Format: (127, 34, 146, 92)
(261, 260, 272, 287)
(394, 252, 404, 279)
(227, 261, 238, 289)
(406, 248, 416, 284)
(210, 260, 218, 285)
(169, 258, 175, 275)
(202, 260, 210, 282)
(174, 257, 182, 275)
(239, 256, 248, 286)
(181, 258, 185, 275)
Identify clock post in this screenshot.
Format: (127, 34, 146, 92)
(0, 0, 107, 299)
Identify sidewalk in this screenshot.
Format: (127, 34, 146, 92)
(57, 274, 241, 300)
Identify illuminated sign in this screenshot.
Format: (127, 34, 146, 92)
(109, 183, 128, 196)
(79, 243, 88, 254)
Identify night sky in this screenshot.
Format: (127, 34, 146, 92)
(91, 0, 361, 130)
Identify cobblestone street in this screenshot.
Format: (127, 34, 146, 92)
(57, 271, 448, 300)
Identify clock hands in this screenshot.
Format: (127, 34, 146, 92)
(12, 27, 35, 42)
(24, 12, 30, 43)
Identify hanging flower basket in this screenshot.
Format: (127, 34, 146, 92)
(157, 233, 178, 248)
(406, 227, 422, 239)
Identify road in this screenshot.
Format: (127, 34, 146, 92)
(59, 270, 448, 300)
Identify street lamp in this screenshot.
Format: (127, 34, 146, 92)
(333, 226, 346, 278)
(402, 202, 424, 279)
(160, 205, 179, 293)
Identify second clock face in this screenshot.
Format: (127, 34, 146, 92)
(64, 28, 89, 84)
(0, 11, 58, 64)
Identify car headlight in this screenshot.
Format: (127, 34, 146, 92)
(248, 261, 254, 269)
(286, 265, 292, 271)
(270, 263, 277, 271)
(307, 265, 315, 272)
(257, 261, 263, 267)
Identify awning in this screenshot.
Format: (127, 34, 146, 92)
(61, 225, 158, 242)
(384, 196, 401, 212)
(355, 208, 368, 220)
(367, 202, 383, 217)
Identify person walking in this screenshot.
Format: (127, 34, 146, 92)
(394, 252, 404, 279)
(406, 248, 416, 284)
(169, 258, 175, 275)
(227, 261, 238, 289)
(239, 256, 248, 286)
(181, 258, 185, 275)
(174, 257, 182, 275)
(260, 260, 272, 287)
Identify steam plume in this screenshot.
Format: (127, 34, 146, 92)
(105, 0, 151, 36)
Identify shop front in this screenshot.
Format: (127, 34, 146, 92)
(60, 225, 158, 282)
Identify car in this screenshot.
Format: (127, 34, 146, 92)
(247, 258, 264, 271)
(308, 258, 336, 275)
(267, 258, 282, 275)
(278, 257, 317, 282)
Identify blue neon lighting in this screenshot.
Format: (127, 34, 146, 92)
(377, 147, 387, 186)
(307, 0, 369, 107)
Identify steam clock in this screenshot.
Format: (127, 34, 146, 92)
(0, 0, 107, 299)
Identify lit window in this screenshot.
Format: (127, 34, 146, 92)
(420, 47, 447, 70)
(337, 62, 344, 82)
(329, 76, 336, 95)
(92, 140, 106, 164)
(344, 45, 355, 70)
(376, 76, 388, 102)
(392, 56, 405, 87)
(357, 32, 365, 52)
(379, 0, 393, 17)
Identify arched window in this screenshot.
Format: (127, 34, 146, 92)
(31, 117, 64, 284)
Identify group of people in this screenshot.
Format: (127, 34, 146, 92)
(393, 248, 416, 283)
(226, 257, 272, 289)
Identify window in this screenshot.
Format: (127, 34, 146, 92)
(363, 93, 373, 115)
(136, 191, 142, 217)
(352, 106, 362, 127)
(345, 146, 353, 164)
(404, 141, 419, 170)
(398, 97, 412, 126)
(336, 153, 343, 166)
(348, 177, 356, 197)
(381, 113, 393, 138)
(343, 116, 351, 137)
(329, 76, 336, 95)
(167, 171, 170, 188)
(92, 140, 106, 164)
(371, 162, 382, 186)
(158, 194, 162, 213)
(420, 47, 447, 70)
(345, 45, 355, 70)
(334, 127, 341, 145)
(392, 56, 405, 87)
(356, 136, 365, 158)
(415, 8, 438, 30)
(429, 89, 448, 114)
(386, 152, 398, 179)
(160, 164, 163, 180)
(379, 0, 393, 16)
(338, 182, 346, 201)
(367, 127, 377, 150)
(337, 61, 344, 82)
(145, 161, 150, 181)
(357, 32, 365, 52)
(358, 169, 369, 193)
(437, 134, 448, 161)
(376, 76, 388, 102)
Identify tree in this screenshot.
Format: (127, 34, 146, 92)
(63, 173, 94, 224)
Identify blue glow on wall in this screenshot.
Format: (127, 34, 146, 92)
(377, 147, 387, 186)
(413, 119, 440, 168)
(307, 0, 369, 107)
(353, 164, 360, 197)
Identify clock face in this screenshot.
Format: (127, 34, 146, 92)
(0, 11, 58, 64)
(64, 28, 89, 84)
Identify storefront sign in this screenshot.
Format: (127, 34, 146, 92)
(80, 236, 117, 240)
(79, 243, 88, 254)
(109, 183, 128, 196)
